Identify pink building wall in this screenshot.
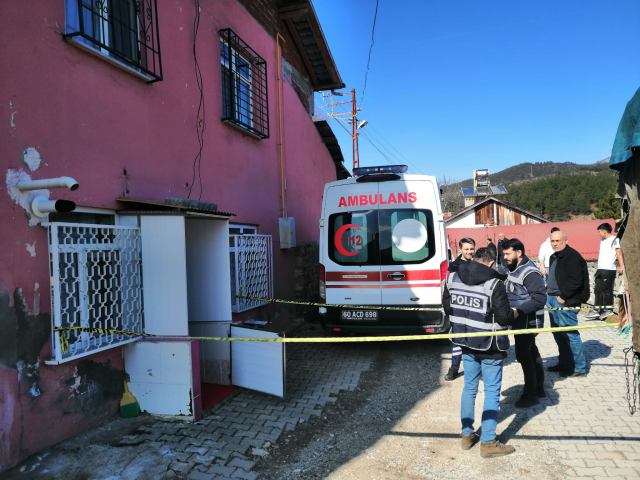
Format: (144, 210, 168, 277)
(1, 0, 338, 468)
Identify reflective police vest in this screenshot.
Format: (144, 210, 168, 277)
(505, 260, 544, 329)
(446, 273, 510, 352)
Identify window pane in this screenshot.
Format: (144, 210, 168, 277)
(328, 210, 379, 265)
(109, 0, 139, 62)
(379, 209, 435, 265)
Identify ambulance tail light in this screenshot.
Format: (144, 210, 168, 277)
(439, 259, 448, 301)
(319, 263, 326, 303)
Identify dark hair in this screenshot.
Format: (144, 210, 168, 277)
(597, 223, 612, 233)
(474, 247, 495, 263)
(550, 227, 560, 233)
(487, 237, 493, 242)
(502, 238, 525, 255)
(459, 237, 476, 249)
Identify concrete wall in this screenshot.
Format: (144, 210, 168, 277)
(0, 0, 337, 469)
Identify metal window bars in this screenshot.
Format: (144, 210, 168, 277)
(231, 235, 273, 312)
(46, 223, 143, 364)
(220, 28, 269, 139)
(64, 0, 163, 82)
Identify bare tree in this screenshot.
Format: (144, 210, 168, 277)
(438, 175, 465, 213)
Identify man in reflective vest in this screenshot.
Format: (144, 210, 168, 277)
(444, 247, 516, 457)
(444, 237, 476, 382)
(502, 238, 547, 408)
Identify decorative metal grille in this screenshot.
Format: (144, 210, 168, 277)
(220, 28, 269, 139)
(64, 0, 163, 82)
(231, 235, 273, 312)
(47, 223, 143, 364)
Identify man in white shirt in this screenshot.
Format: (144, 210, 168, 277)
(538, 227, 561, 276)
(585, 223, 624, 320)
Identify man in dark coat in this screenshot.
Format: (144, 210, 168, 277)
(546, 230, 589, 377)
(497, 233, 509, 275)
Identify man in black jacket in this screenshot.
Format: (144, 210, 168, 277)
(497, 233, 509, 275)
(443, 248, 516, 457)
(546, 231, 589, 376)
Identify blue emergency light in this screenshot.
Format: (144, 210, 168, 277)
(353, 165, 408, 176)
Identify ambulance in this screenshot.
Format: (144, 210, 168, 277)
(318, 165, 450, 334)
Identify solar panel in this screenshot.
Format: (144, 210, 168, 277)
(490, 185, 508, 195)
(461, 187, 476, 197)
(476, 186, 492, 196)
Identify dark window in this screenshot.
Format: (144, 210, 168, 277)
(64, 0, 163, 82)
(328, 210, 380, 266)
(220, 29, 269, 139)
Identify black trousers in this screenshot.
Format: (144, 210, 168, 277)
(514, 333, 544, 395)
(594, 269, 616, 312)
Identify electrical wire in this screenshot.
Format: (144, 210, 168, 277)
(359, 0, 379, 108)
(367, 124, 425, 175)
(188, 0, 206, 200)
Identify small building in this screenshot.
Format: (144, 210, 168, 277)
(445, 196, 549, 228)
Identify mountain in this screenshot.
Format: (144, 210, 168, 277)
(440, 159, 618, 221)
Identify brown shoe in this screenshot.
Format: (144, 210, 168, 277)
(480, 439, 515, 457)
(461, 432, 480, 450)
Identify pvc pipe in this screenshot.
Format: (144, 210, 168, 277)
(17, 176, 79, 192)
(31, 196, 76, 217)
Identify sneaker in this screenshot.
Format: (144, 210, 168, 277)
(461, 432, 479, 450)
(515, 394, 540, 408)
(560, 371, 587, 378)
(584, 310, 601, 320)
(444, 367, 459, 381)
(480, 439, 515, 458)
(546, 364, 571, 373)
(599, 310, 614, 320)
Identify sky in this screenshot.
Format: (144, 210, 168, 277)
(313, 0, 640, 181)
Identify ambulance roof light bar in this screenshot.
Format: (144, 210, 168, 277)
(353, 165, 408, 176)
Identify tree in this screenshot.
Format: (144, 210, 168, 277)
(438, 175, 465, 213)
(593, 190, 621, 220)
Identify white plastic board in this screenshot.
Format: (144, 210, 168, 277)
(231, 326, 285, 398)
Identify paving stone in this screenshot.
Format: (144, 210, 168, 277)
(188, 471, 216, 480)
(230, 470, 259, 480)
(207, 465, 237, 476)
(227, 457, 256, 472)
(170, 460, 195, 475)
(185, 446, 210, 455)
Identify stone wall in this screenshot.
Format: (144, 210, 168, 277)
(294, 242, 321, 323)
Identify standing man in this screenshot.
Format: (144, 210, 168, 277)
(444, 248, 516, 457)
(502, 239, 547, 407)
(538, 227, 561, 277)
(444, 237, 476, 381)
(546, 231, 589, 377)
(486, 237, 497, 257)
(585, 223, 623, 320)
(497, 233, 509, 275)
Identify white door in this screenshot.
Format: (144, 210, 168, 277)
(378, 180, 444, 306)
(322, 183, 381, 306)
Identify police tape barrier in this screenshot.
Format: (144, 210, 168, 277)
(54, 323, 617, 353)
(236, 295, 616, 312)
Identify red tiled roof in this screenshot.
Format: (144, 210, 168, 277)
(446, 219, 617, 261)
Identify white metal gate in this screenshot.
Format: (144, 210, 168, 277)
(47, 223, 143, 364)
(230, 234, 273, 312)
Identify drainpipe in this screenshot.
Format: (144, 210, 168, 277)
(276, 33, 287, 218)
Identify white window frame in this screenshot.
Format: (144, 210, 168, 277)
(45, 211, 144, 364)
(221, 39, 254, 129)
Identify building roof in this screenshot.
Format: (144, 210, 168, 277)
(116, 197, 235, 217)
(446, 196, 549, 224)
(313, 119, 350, 180)
(277, 0, 344, 91)
(446, 218, 617, 261)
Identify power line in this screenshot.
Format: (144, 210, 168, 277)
(359, 0, 379, 108)
(359, 130, 396, 166)
(366, 124, 425, 175)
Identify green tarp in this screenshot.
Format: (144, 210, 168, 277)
(610, 86, 640, 170)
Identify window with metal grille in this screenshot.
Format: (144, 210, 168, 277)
(230, 231, 273, 312)
(47, 222, 143, 364)
(64, 0, 163, 82)
(220, 29, 269, 139)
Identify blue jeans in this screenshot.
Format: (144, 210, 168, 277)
(546, 295, 586, 373)
(461, 353, 503, 443)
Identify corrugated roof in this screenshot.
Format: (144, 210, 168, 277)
(446, 219, 617, 261)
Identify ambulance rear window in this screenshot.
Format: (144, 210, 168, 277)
(379, 209, 435, 265)
(328, 210, 379, 265)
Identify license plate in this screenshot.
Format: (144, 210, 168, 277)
(341, 310, 378, 321)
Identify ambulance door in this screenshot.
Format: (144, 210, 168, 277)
(378, 180, 442, 306)
(323, 183, 381, 307)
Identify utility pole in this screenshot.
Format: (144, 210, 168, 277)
(324, 89, 360, 170)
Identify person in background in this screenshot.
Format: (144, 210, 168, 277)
(443, 248, 516, 457)
(445, 237, 476, 382)
(487, 237, 497, 257)
(503, 238, 547, 407)
(585, 223, 624, 321)
(497, 233, 509, 275)
(546, 231, 589, 377)
(538, 227, 561, 277)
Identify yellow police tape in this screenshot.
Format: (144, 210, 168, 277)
(55, 323, 617, 353)
(237, 295, 615, 312)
